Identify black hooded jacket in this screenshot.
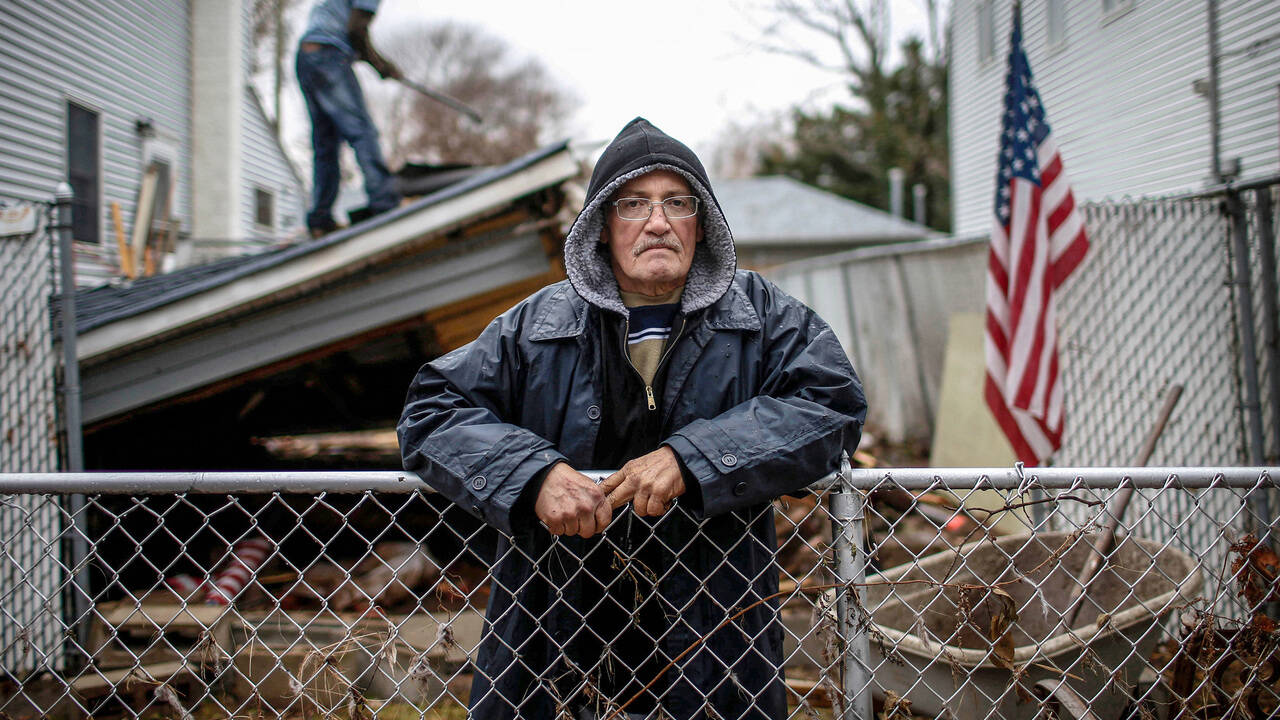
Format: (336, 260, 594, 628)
(399, 118, 866, 719)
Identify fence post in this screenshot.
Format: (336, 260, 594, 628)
(829, 453, 871, 720)
(54, 183, 92, 666)
(1253, 186, 1280, 462)
(1225, 187, 1273, 531)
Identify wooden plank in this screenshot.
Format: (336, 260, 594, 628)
(785, 678, 832, 707)
(70, 659, 192, 695)
(130, 164, 159, 265)
(110, 201, 135, 279)
(95, 599, 228, 629)
(424, 270, 564, 352)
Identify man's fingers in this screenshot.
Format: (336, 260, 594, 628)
(598, 471, 624, 495)
(606, 475, 635, 509)
(593, 500, 611, 534)
(632, 486, 649, 516)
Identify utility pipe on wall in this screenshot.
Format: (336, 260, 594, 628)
(1206, 0, 1224, 182)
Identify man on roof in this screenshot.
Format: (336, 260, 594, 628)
(295, 0, 401, 238)
(399, 117, 866, 720)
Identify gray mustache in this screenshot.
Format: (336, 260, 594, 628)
(633, 236, 682, 257)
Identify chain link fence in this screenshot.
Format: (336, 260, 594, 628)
(0, 202, 67, 678)
(1062, 178, 1280, 469)
(0, 467, 1275, 719)
(0, 201, 58, 474)
(1052, 180, 1280, 615)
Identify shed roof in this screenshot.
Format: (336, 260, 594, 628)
(714, 175, 934, 246)
(72, 141, 578, 363)
(72, 141, 572, 337)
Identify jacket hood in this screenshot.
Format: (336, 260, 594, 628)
(563, 117, 736, 315)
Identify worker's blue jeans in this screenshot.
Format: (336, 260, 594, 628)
(296, 45, 400, 232)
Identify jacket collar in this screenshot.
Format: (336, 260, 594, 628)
(702, 275, 760, 332)
(528, 283, 589, 341)
(528, 274, 758, 342)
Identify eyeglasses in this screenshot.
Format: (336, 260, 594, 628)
(611, 195, 700, 221)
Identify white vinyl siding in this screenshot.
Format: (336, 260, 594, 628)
(0, 0, 190, 284)
(239, 1, 305, 244)
(949, 0, 1279, 235)
(241, 88, 305, 245)
(1215, 0, 1280, 181)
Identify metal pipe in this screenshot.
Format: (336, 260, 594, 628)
(845, 466, 1275, 490)
(1254, 187, 1280, 462)
(1227, 191, 1268, 470)
(829, 454, 872, 720)
(54, 183, 93, 670)
(0, 467, 1276, 495)
(888, 167, 904, 218)
(54, 184, 83, 473)
(1207, 0, 1224, 182)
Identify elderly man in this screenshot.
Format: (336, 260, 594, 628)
(399, 118, 865, 720)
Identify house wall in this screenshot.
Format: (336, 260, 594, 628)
(949, 0, 1280, 235)
(186, 0, 303, 263)
(236, 0, 304, 248)
(0, 0, 192, 286)
(241, 88, 306, 246)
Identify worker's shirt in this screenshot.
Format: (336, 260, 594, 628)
(298, 0, 381, 58)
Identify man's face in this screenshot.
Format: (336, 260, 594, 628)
(601, 169, 702, 296)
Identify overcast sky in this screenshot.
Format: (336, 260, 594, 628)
(274, 1, 941, 169)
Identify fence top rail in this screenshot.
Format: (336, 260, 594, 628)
(0, 466, 1274, 495)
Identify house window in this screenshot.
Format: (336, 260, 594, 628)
(977, 0, 996, 63)
(1047, 0, 1067, 46)
(254, 187, 274, 228)
(67, 101, 100, 244)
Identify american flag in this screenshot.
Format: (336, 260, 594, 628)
(984, 6, 1089, 464)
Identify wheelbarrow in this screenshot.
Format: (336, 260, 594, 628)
(862, 530, 1202, 720)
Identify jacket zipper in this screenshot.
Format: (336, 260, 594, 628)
(622, 315, 686, 412)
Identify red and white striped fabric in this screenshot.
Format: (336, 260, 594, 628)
(164, 573, 206, 599)
(984, 8, 1089, 465)
(205, 536, 272, 606)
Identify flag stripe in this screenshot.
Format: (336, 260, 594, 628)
(984, 7, 1088, 464)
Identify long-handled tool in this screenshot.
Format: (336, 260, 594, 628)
(396, 77, 483, 125)
(1060, 384, 1184, 630)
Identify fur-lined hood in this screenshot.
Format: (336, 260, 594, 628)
(563, 118, 737, 316)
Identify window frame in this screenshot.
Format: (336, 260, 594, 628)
(65, 99, 102, 245)
(253, 186, 275, 230)
(976, 0, 997, 66)
(1047, 0, 1068, 48)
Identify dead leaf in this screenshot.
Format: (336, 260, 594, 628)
(879, 690, 914, 720)
(988, 587, 1018, 670)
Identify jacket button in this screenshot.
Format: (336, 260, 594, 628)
(471, 476, 486, 490)
(721, 453, 737, 467)
(587, 405, 601, 420)
(733, 481, 747, 496)
(471, 504, 483, 516)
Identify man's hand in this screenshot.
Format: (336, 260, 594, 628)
(600, 447, 687, 517)
(535, 463, 611, 538)
(348, 9, 401, 80)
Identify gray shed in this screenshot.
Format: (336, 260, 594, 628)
(714, 176, 935, 269)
